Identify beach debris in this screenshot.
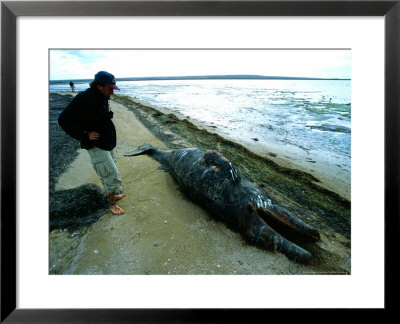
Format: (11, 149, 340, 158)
(125, 144, 320, 264)
(49, 183, 108, 231)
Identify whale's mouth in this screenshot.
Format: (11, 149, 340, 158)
(245, 202, 315, 264)
(256, 205, 320, 243)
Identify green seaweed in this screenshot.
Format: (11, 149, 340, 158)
(305, 102, 351, 118)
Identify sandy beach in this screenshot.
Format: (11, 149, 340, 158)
(49, 92, 351, 275)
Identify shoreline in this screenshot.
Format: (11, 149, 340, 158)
(49, 92, 351, 275)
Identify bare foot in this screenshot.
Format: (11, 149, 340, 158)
(114, 193, 126, 201)
(110, 203, 125, 215)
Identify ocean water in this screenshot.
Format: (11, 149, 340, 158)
(50, 79, 351, 190)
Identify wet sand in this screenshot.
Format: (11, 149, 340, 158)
(49, 92, 351, 275)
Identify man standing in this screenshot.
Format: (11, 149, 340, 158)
(58, 71, 125, 215)
(69, 81, 75, 92)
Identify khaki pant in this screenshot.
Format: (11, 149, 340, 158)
(87, 147, 122, 195)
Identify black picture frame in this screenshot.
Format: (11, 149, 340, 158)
(1, 0, 399, 322)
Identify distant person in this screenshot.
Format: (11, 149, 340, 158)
(58, 71, 126, 215)
(69, 81, 75, 92)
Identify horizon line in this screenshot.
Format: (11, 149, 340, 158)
(50, 74, 351, 82)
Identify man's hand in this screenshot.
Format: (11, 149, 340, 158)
(87, 131, 100, 141)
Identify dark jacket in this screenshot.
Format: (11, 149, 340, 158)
(58, 87, 116, 151)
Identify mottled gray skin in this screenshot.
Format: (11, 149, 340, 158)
(126, 144, 320, 264)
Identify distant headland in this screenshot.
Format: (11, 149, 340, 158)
(50, 75, 351, 83)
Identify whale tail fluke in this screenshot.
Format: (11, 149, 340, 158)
(124, 144, 155, 157)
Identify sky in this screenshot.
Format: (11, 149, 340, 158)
(49, 49, 351, 81)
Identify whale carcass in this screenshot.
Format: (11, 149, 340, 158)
(126, 144, 320, 264)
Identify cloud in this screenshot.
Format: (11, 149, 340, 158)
(50, 50, 100, 80)
(50, 49, 351, 80)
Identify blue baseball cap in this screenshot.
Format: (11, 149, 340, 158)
(94, 71, 120, 90)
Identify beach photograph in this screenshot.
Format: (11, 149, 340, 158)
(49, 49, 351, 275)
